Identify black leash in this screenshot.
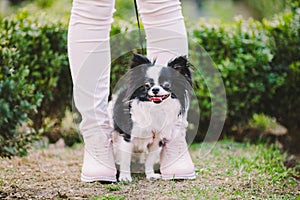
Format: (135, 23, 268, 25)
(133, 0, 145, 55)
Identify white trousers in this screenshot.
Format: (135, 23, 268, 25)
(68, 0, 188, 138)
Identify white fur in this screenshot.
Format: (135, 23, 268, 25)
(146, 65, 161, 84)
(130, 98, 181, 139)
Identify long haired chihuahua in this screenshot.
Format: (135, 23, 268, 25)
(109, 53, 192, 182)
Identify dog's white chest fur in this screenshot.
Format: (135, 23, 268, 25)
(111, 97, 182, 181)
(130, 98, 181, 139)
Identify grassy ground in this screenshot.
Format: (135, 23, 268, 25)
(0, 140, 299, 199)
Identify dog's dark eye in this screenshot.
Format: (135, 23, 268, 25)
(145, 82, 151, 89)
(163, 82, 171, 88)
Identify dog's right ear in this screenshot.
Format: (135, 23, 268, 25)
(130, 53, 151, 68)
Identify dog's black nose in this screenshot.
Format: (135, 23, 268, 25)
(152, 87, 160, 95)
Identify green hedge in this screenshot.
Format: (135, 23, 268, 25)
(263, 9, 300, 125)
(190, 2, 300, 141)
(0, 11, 71, 157)
(262, 3, 300, 152)
(192, 18, 280, 129)
(0, 46, 42, 157)
(2, 11, 72, 130)
(0, 3, 299, 156)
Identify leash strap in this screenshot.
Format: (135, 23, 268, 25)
(133, 0, 145, 55)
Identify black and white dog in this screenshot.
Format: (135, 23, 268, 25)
(109, 53, 192, 182)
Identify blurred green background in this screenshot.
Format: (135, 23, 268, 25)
(0, 0, 289, 21)
(0, 0, 299, 157)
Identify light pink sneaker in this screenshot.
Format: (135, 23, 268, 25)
(160, 136, 196, 180)
(81, 134, 117, 182)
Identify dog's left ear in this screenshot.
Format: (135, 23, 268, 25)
(168, 56, 192, 84)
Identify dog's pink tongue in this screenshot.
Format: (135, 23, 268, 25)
(149, 97, 162, 102)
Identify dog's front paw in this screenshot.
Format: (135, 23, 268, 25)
(146, 173, 161, 180)
(118, 173, 132, 182)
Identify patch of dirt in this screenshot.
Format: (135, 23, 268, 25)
(0, 143, 299, 199)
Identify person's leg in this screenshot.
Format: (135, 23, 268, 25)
(137, 0, 188, 65)
(137, 0, 195, 180)
(68, 0, 116, 182)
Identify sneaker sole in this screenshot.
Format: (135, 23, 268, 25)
(161, 172, 196, 180)
(81, 173, 117, 183)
